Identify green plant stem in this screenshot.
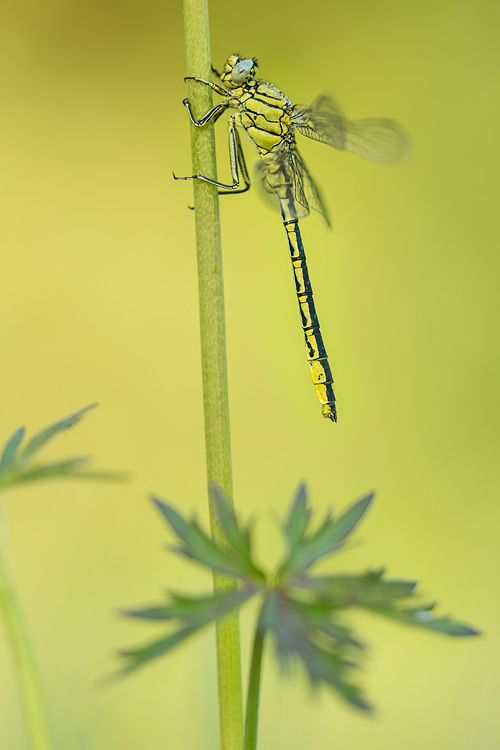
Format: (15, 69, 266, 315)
(0, 535, 52, 750)
(182, 2, 244, 749)
(244, 613, 266, 750)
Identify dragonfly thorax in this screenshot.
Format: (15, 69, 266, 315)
(234, 81, 294, 155)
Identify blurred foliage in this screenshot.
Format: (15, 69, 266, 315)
(0, 405, 125, 490)
(121, 486, 478, 711)
(0, 405, 124, 750)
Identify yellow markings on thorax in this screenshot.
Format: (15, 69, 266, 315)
(234, 82, 293, 154)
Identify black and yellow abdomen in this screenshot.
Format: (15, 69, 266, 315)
(284, 220, 337, 422)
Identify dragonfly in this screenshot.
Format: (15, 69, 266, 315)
(175, 55, 411, 422)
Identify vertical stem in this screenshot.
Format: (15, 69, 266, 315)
(0, 536, 52, 750)
(182, 3, 244, 750)
(243, 613, 266, 750)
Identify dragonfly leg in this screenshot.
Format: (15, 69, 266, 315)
(183, 99, 229, 127)
(184, 76, 228, 97)
(218, 119, 250, 195)
(174, 116, 251, 195)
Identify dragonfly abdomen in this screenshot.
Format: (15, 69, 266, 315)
(284, 220, 337, 422)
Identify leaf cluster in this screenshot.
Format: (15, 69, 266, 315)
(120, 484, 479, 710)
(0, 405, 125, 491)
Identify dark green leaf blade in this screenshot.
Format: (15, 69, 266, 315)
(0, 457, 88, 488)
(324, 492, 374, 547)
(283, 483, 311, 549)
(120, 588, 256, 674)
(304, 646, 371, 711)
(210, 485, 244, 552)
(282, 493, 374, 575)
(210, 485, 266, 582)
(260, 592, 371, 712)
(288, 592, 364, 649)
(289, 598, 364, 649)
(122, 587, 256, 625)
(315, 619, 364, 649)
(119, 626, 197, 673)
(294, 570, 417, 608)
(19, 404, 97, 461)
(420, 618, 480, 636)
(152, 496, 255, 579)
(368, 603, 481, 636)
(0, 456, 126, 489)
(0, 427, 25, 472)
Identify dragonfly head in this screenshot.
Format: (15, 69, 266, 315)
(221, 55, 258, 88)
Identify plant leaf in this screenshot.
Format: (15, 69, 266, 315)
(0, 427, 25, 472)
(18, 404, 97, 461)
(0, 406, 125, 490)
(152, 496, 260, 579)
(367, 603, 480, 636)
(0, 457, 126, 489)
(321, 493, 374, 547)
(119, 626, 198, 673)
(287, 598, 364, 649)
(260, 592, 371, 711)
(123, 587, 256, 625)
(281, 493, 374, 575)
(293, 570, 417, 608)
(283, 483, 311, 550)
(210, 486, 266, 582)
(120, 587, 256, 673)
(0, 457, 87, 489)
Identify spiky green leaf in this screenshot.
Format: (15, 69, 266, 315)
(293, 570, 417, 608)
(123, 587, 256, 625)
(0, 405, 122, 491)
(0, 457, 89, 488)
(152, 496, 261, 579)
(210, 485, 245, 551)
(0, 457, 126, 489)
(210, 486, 265, 582)
(122, 483, 480, 713)
(283, 483, 311, 550)
(0, 427, 25, 471)
(288, 599, 364, 649)
(259, 592, 371, 711)
(18, 404, 97, 461)
(368, 603, 480, 636)
(120, 588, 257, 674)
(281, 493, 374, 575)
(322, 493, 374, 547)
(119, 626, 197, 673)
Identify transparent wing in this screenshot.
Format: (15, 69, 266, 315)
(254, 149, 331, 226)
(293, 93, 412, 165)
(289, 150, 331, 227)
(254, 160, 282, 214)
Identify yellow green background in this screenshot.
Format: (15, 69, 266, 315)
(1, 0, 499, 747)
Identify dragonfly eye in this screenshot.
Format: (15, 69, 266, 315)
(231, 58, 254, 83)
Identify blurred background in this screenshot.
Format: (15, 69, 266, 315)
(1, 0, 499, 747)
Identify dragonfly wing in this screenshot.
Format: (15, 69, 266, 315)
(343, 117, 412, 164)
(254, 152, 311, 223)
(289, 150, 331, 227)
(293, 95, 348, 149)
(254, 160, 282, 214)
(255, 149, 330, 226)
(294, 93, 412, 164)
